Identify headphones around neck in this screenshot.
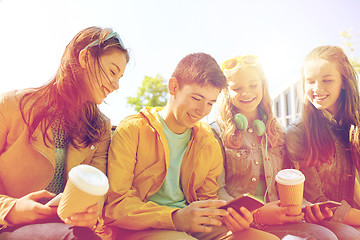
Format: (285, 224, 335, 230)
(233, 108, 267, 136)
(233, 108, 271, 203)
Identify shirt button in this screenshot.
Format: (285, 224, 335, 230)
(236, 153, 241, 157)
(248, 128, 253, 133)
(251, 177, 256, 183)
(255, 161, 259, 165)
(90, 145, 95, 150)
(252, 143, 256, 147)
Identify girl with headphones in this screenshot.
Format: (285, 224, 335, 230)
(211, 55, 337, 239)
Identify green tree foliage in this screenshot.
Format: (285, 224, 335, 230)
(127, 74, 168, 112)
(341, 29, 360, 73)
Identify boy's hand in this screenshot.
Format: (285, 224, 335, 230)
(221, 206, 252, 232)
(172, 200, 229, 233)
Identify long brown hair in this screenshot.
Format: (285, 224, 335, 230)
(301, 45, 360, 168)
(218, 56, 284, 149)
(20, 26, 129, 148)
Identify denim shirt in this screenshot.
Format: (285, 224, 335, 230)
(285, 119, 355, 222)
(211, 121, 285, 203)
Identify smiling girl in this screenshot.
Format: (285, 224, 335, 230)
(286, 45, 360, 239)
(0, 26, 129, 240)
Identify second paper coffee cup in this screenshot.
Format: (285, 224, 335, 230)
(275, 169, 305, 216)
(57, 164, 109, 221)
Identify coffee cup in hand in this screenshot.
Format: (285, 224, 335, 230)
(57, 165, 109, 222)
(275, 169, 305, 216)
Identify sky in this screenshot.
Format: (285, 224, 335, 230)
(0, 0, 359, 125)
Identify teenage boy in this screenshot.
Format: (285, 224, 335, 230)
(103, 53, 279, 240)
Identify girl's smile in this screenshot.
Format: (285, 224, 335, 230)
(304, 58, 343, 115)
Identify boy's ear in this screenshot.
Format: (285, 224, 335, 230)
(168, 77, 179, 95)
(78, 49, 88, 69)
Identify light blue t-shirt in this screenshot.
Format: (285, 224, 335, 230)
(147, 112, 191, 208)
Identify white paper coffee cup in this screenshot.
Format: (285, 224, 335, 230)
(57, 165, 109, 221)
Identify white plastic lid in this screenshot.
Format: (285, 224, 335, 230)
(275, 169, 305, 185)
(68, 165, 109, 196)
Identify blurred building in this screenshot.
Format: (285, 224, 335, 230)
(271, 77, 302, 127)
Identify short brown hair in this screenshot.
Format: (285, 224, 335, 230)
(172, 52, 227, 90)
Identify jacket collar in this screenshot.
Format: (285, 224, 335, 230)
(140, 107, 205, 139)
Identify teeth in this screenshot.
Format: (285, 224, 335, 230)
(241, 98, 255, 103)
(102, 86, 110, 96)
(188, 113, 197, 121)
(314, 95, 327, 100)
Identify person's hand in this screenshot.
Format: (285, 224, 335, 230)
(5, 190, 57, 225)
(221, 206, 252, 232)
(303, 204, 333, 223)
(64, 203, 100, 228)
(172, 200, 229, 233)
(257, 201, 304, 226)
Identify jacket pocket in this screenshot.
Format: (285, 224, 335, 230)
(225, 147, 251, 175)
(268, 146, 285, 158)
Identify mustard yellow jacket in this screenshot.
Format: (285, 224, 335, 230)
(103, 107, 223, 230)
(0, 90, 110, 226)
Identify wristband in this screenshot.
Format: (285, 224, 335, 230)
(251, 209, 265, 229)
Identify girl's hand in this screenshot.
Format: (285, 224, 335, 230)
(257, 201, 304, 226)
(64, 203, 100, 228)
(172, 200, 229, 233)
(222, 206, 252, 232)
(5, 190, 58, 225)
(303, 204, 333, 223)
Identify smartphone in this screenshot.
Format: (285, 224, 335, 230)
(302, 200, 341, 213)
(219, 193, 264, 213)
(45, 193, 63, 207)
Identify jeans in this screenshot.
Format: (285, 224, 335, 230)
(115, 226, 280, 240)
(259, 221, 338, 240)
(319, 220, 360, 240)
(0, 221, 100, 240)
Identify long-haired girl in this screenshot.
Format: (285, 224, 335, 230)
(0, 26, 129, 240)
(286, 45, 360, 239)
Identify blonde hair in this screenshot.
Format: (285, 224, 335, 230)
(217, 56, 284, 149)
